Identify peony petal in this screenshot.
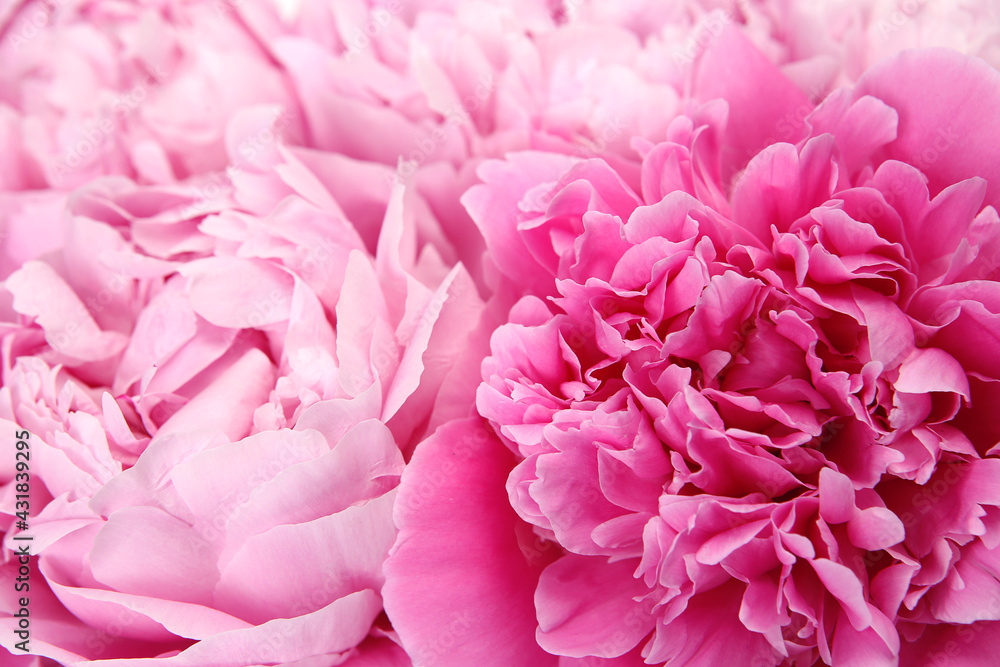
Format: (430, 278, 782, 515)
(383, 418, 557, 667)
(6, 261, 127, 362)
(183, 256, 294, 328)
(535, 555, 653, 659)
(694, 24, 812, 184)
(895, 347, 971, 400)
(213, 490, 397, 625)
(89, 506, 218, 606)
(855, 48, 1000, 210)
(818, 467, 856, 525)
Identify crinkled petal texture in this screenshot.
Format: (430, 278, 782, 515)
(389, 38, 1000, 667)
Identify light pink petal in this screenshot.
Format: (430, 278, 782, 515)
(151, 346, 275, 443)
(183, 256, 294, 328)
(6, 261, 127, 362)
(168, 428, 328, 521)
(89, 506, 218, 606)
(289, 147, 394, 251)
(214, 421, 403, 558)
(113, 283, 198, 393)
(213, 490, 397, 625)
(336, 250, 396, 397)
(382, 264, 458, 422)
(91, 348, 274, 517)
(90, 590, 382, 667)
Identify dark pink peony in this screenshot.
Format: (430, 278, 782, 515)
(385, 29, 1000, 667)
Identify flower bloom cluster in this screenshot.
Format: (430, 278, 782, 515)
(385, 21, 1000, 667)
(0, 1, 999, 666)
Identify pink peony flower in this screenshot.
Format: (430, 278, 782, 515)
(5, 1, 1000, 666)
(0, 0, 300, 190)
(0, 97, 484, 662)
(384, 28, 1000, 667)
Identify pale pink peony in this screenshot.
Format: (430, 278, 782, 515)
(0, 97, 484, 663)
(786, 0, 1000, 85)
(384, 28, 1000, 667)
(0, 0, 300, 190)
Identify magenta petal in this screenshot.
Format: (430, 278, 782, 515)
(694, 24, 811, 183)
(847, 507, 905, 551)
(818, 467, 856, 524)
(928, 541, 1000, 623)
(855, 48, 1000, 210)
(831, 608, 899, 667)
(732, 136, 836, 244)
(383, 418, 557, 667)
(902, 620, 1000, 665)
(895, 347, 971, 400)
(535, 555, 652, 659)
(462, 153, 579, 296)
(643, 582, 777, 666)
